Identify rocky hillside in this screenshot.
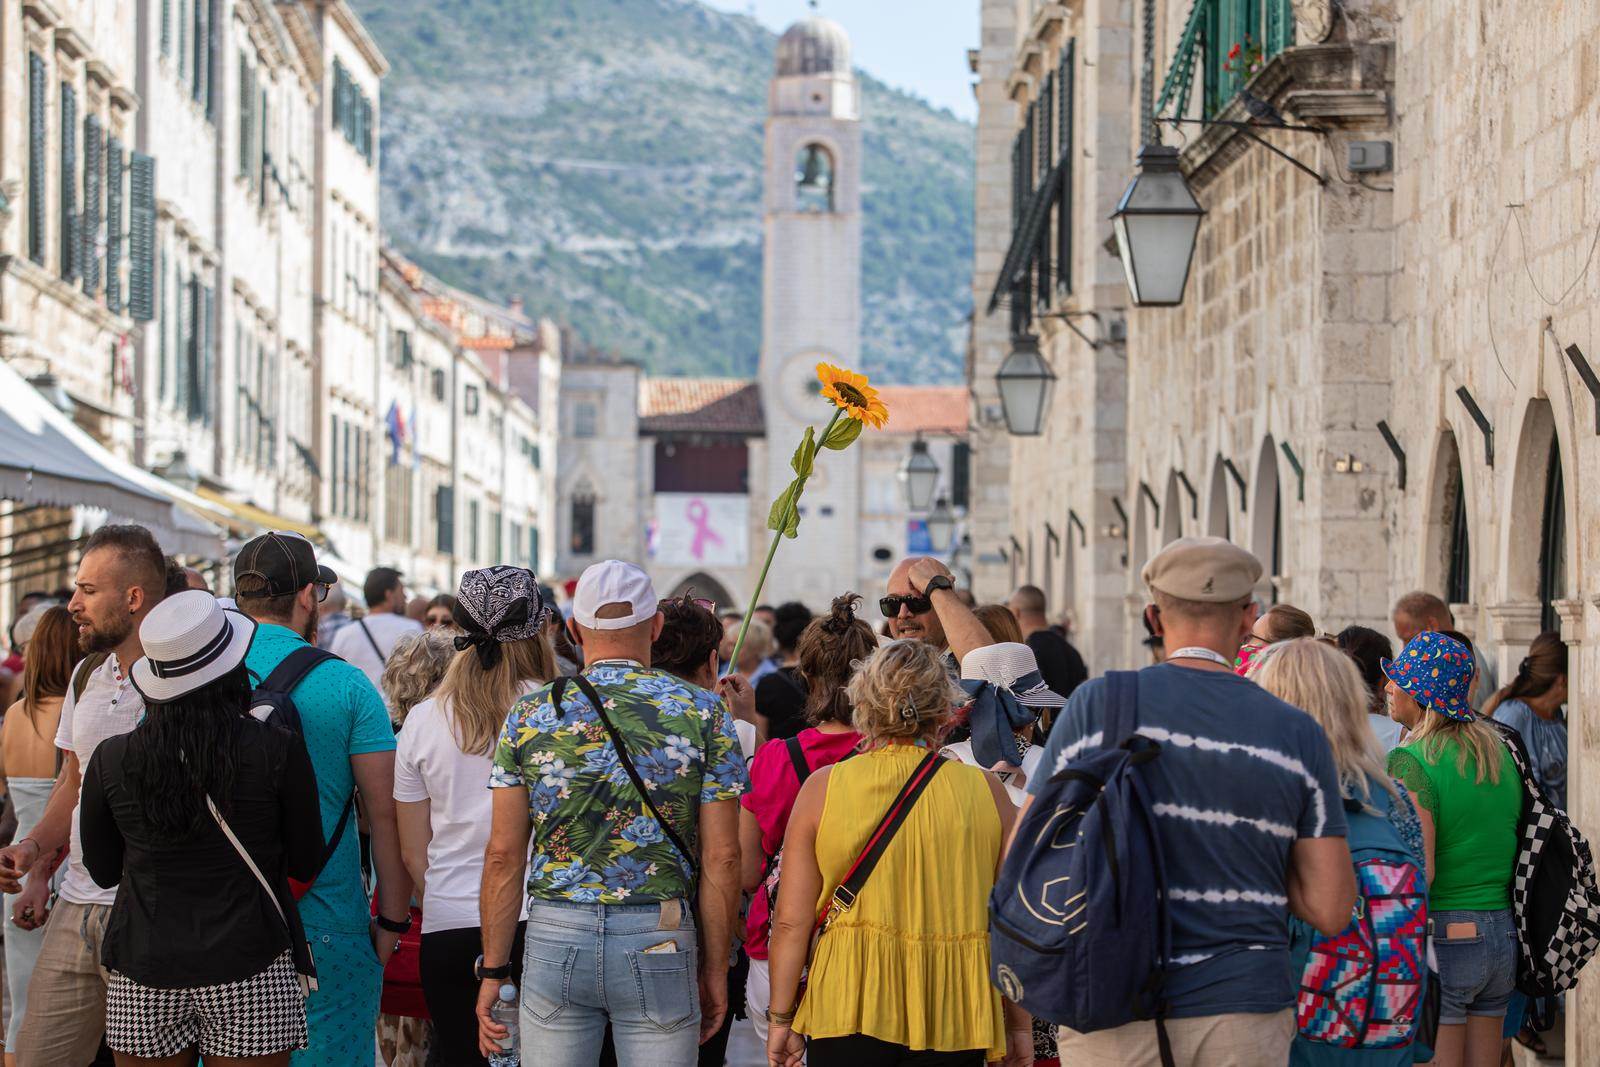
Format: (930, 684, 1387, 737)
(351, 0, 974, 383)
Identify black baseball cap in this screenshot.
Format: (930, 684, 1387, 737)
(233, 531, 337, 596)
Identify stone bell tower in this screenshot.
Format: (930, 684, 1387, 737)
(758, 13, 865, 605)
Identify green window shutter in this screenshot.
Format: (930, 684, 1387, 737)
(157, 250, 168, 396)
(82, 114, 102, 295)
(173, 268, 189, 411)
(127, 152, 157, 321)
(259, 89, 269, 200)
(437, 485, 455, 553)
(329, 415, 341, 516)
(530, 525, 539, 569)
(27, 53, 47, 265)
(200, 283, 214, 424)
(331, 60, 345, 131)
(205, 0, 218, 121)
(160, 0, 171, 57)
(191, 0, 206, 104)
(59, 82, 78, 281)
(105, 137, 123, 312)
(238, 57, 252, 179)
(951, 442, 972, 509)
(1056, 39, 1075, 295)
(1266, 0, 1293, 55)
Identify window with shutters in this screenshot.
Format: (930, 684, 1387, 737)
(82, 115, 102, 296)
(183, 277, 202, 419)
(468, 500, 481, 561)
(192, 0, 208, 106)
(436, 485, 455, 553)
(330, 414, 342, 516)
(431, 368, 447, 401)
(530, 526, 540, 569)
(464, 385, 481, 417)
(59, 82, 78, 282)
(510, 521, 524, 565)
(105, 138, 123, 312)
(239, 55, 254, 181)
(1056, 41, 1074, 296)
(573, 401, 597, 438)
(951, 442, 972, 509)
(128, 153, 157, 321)
(491, 510, 503, 564)
(28, 54, 48, 266)
(160, 0, 172, 58)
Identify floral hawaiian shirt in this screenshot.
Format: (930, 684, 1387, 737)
(490, 661, 749, 905)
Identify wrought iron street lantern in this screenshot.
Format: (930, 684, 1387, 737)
(926, 497, 956, 553)
(995, 334, 1055, 436)
(899, 437, 939, 511)
(1110, 144, 1206, 307)
(155, 449, 202, 490)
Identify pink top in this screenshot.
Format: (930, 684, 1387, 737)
(740, 726, 861, 958)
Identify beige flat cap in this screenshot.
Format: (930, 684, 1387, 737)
(1141, 536, 1263, 602)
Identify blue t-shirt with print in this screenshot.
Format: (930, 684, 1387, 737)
(245, 622, 396, 933)
(1028, 662, 1348, 1019)
(1493, 698, 1567, 812)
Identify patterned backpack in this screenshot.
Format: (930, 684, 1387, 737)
(1494, 725, 1600, 995)
(1296, 791, 1428, 1048)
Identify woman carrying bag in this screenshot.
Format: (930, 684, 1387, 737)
(79, 590, 324, 1064)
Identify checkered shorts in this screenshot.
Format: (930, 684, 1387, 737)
(106, 950, 308, 1058)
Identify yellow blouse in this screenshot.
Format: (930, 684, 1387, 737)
(794, 745, 1005, 1059)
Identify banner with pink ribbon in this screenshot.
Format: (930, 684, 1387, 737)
(652, 493, 749, 567)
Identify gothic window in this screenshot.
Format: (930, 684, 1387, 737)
(1539, 439, 1565, 633)
(571, 484, 596, 556)
(794, 143, 834, 213)
(573, 401, 598, 438)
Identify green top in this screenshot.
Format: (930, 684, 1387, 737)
(1387, 736, 1521, 910)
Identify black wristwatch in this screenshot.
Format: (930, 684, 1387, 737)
(920, 574, 955, 598)
(474, 954, 513, 981)
(375, 912, 412, 934)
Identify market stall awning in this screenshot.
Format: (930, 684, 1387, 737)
(192, 486, 323, 542)
(0, 359, 225, 558)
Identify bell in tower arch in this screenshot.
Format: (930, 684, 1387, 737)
(794, 143, 834, 213)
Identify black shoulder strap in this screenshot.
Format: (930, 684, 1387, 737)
(70, 652, 109, 704)
(827, 751, 944, 916)
(356, 619, 384, 662)
(262, 646, 335, 695)
(555, 675, 698, 879)
(784, 735, 811, 785)
(1102, 670, 1141, 750)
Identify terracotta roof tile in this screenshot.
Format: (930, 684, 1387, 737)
(638, 378, 764, 435)
(877, 386, 969, 435)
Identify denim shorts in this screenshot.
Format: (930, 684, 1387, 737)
(1432, 907, 1517, 1025)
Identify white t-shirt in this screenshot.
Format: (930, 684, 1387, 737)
(393, 693, 531, 933)
(55, 653, 144, 906)
(329, 613, 422, 693)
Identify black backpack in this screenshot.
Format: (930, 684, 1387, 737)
(249, 646, 352, 899)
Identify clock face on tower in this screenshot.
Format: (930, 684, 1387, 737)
(776, 352, 837, 423)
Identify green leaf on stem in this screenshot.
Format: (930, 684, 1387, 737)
(790, 426, 817, 478)
(821, 417, 864, 451)
(767, 476, 806, 537)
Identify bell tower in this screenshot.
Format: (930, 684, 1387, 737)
(758, 13, 864, 605)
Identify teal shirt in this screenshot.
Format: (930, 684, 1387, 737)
(244, 622, 395, 933)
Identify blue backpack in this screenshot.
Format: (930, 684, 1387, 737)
(989, 671, 1173, 1054)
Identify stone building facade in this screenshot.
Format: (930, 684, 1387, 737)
(975, 0, 1599, 1048)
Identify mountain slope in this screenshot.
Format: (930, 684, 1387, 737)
(351, 0, 974, 383)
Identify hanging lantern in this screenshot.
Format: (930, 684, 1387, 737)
(926, 496, 956, 553)
(898, 437, 939, 511)
(995, 334, 1055, 436)
(1110, 144, 1206, 307)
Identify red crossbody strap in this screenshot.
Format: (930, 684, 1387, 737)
(816, 750, 945, 931)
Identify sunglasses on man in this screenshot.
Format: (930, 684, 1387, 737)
(879, 593, 933, 618)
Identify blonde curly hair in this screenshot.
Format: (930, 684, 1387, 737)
(381, 629, 456, 724)
(846, 640, 967, 744)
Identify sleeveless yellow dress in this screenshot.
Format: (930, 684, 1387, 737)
(794, 745, 1006, 1059)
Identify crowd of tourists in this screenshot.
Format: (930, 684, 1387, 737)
(0, 524, 1581, 1067)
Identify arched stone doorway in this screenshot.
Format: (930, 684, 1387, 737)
(1250, 437, 1281, 602)
(666, 572, 736, 611)
(1206, 459, 1232, 540)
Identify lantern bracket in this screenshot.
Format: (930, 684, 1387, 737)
(1157, 117, 1327, 186)
(1036, 309, 1122, 350)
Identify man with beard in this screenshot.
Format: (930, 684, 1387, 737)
(0, 524, 166, 1064)
(882, 557, 993, 680)
(232, 532, 413, 1067)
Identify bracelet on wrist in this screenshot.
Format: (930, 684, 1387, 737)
(767, 1006, 797, 1026)
(17, 837, 39, 856)
(374, 913, 412, 934)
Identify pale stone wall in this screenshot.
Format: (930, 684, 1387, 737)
(553, 359, 642, 578)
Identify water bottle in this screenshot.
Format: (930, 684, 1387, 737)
(487, 982, 519, 1067)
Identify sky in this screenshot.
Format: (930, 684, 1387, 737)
(699, 0, 979, 122)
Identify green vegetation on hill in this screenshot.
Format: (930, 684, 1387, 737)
(352, 0, 974, 383)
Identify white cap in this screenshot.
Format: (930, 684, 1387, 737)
(571, 560, 659, 630)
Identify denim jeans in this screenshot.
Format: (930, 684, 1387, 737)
(519, 898, 699, 1067)
(1432, 907, 1517, 1025)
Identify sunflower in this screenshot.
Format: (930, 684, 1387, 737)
(815, 363, 889, 429)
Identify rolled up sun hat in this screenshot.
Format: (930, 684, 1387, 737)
(129, 590, 256, 704)
(1381, 630, 1475, 722)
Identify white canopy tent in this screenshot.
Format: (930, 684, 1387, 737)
(0, 359, 224, 559)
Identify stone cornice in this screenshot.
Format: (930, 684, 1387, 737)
(53, 25, 89, 60)
(1027, 4, 1071, 49)
(0, 255, 133, 334)
(1179, 41, 1394, 190)
(21, 0, 61, 30)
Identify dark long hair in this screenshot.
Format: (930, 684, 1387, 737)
(797, 594, 878, 726)
(1483, 631, 1567, 717)
(124, 665, 250, 836)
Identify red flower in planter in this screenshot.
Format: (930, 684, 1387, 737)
(1229, 42, 1242, 60)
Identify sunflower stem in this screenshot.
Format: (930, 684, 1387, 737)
(727, 408, 847, 671)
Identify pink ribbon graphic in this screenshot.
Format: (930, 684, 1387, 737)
(687, 499, 724, 561)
